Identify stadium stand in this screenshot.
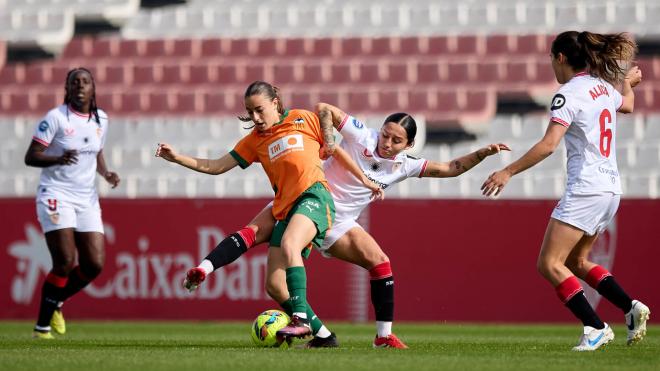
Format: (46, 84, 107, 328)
(0, 0, 659, 199)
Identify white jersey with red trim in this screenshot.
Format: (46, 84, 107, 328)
(31, 104, 108, 201)
(323, 115, 428, 217)
(549, 73, 623, 194)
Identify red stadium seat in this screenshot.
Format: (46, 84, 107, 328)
(485, 35, 511, 55)
(121, 92, 142, 113)
(311, 38, 335, 57)
(174, 92, 197, 113)
(7, 92, 31, 113)
(133, 65, 157, 84)
(255, 38, 278, 57)
(330, 64, 352, 84)
(161, 65, 185, 84)
(534, 60, 555, 83)
(200, 39, 223, 57)
(91, 38, 118, 58)
(416, 62, 442, 83)
(284, 38, 307, 57)
(35, 92, 59, 112)
(340, 37, 364, 57)
(427, 36, 451, 55)
(118, 40, 143, 58)
(376, 90, 400, 111)
(505, 61, 529, 83)
(400, 37, 423, 55)
(61, 37, 89, 59)
(99, 63, 131, 84)
(318, 90, 340, 107)
(203, 91, 225, 113)
(172, 39, 195, 57)
(447, 62, 471, 83)
(145, 39, 167, 57)
(456, 35, 479, 55)
(244, 64, 268, 83)
(290, 91, 312, 110)
(0, 65, 21, 85)
(435, 90, 459, 112)
(148, 91, 169, 112)
(465, 90, 489, 111)
(189, 65, 212, 84)
(228, 39, 251, 56)
(517, 34, 547, 55)
(215, 64, 239, 84)
(25, 65, 49, 85)
(273, 64, 296, 84)
(386, 62, 408, 83)
(358, 64, 380, 84)
(407, 90, 430, 112)
(476, 62, 501, 83)
(346, 90, 370, 112)
(371, 37, 395, 56)
(301, 64, 325, 84)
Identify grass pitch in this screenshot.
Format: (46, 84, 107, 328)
(0, 321, 657, 371)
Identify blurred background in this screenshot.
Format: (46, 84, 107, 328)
(0, 0, 658, 324)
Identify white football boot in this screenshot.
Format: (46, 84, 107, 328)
(572, 323, 614, 351)
(626, 300, 650, 345)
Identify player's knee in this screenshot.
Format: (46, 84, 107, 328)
(366, 252, 389, 269)
(536, 256, 562, 279)
(81, 261, 103, 280)
(53, 256, 76, 275)
(565, 255, 587, 274)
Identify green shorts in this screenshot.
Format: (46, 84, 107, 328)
(270, 182, 335, 259)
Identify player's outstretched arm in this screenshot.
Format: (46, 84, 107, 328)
(481, 123, 566, 196)
(422, 143, 510, 178)
(155, 142, 238, 175)
(619, 66, 642, 114)
(316, 102, 349, 158)
(332, 146, 384, 200)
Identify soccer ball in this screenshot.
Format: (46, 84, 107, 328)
(250, 309, 290, 348)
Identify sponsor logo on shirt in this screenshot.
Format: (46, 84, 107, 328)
(268, 134, 304, 161)
(64, 128, 75, 136)
(38, 121, 49, 132)
(352, 118, 364, 129)
(551, 94, 566, 110)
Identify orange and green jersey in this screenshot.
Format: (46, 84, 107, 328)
(229, 109, 329, 220)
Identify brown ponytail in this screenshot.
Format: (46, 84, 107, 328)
(552, 31, 637, 84)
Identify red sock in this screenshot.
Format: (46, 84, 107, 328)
(369, 262, 392, 280)
(236, 226, 256, 247)
(45, 272, 68, 288)
(585, 265, 612, 289)
(555, 276, 583, 304)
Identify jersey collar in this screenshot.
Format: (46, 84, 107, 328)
(274, 109, 290, 126)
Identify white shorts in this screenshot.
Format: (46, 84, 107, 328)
(318, 202, 364, 257)
(551, 191, 620, 236)
(36, 193, 104, 234)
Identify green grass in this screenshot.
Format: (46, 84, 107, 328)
(0, 321, 658, 371)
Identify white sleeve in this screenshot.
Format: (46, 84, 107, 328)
(612, 86, 624, 112)
(336, 114, 369, 143)
(548, 90, 577, 127)
(101, 120, 108, 149)
(32, 111, 60, 147)
(404, 155, 429, 178)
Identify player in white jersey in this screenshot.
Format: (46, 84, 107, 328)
(181, 103, 508, 348)
(24, 68, 120, 339)
(481, 31, 650, 351)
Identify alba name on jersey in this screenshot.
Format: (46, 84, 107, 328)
(32, 105, 109, 201)
(324, 115, 428, 217)
(550, 72, 623, 195)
